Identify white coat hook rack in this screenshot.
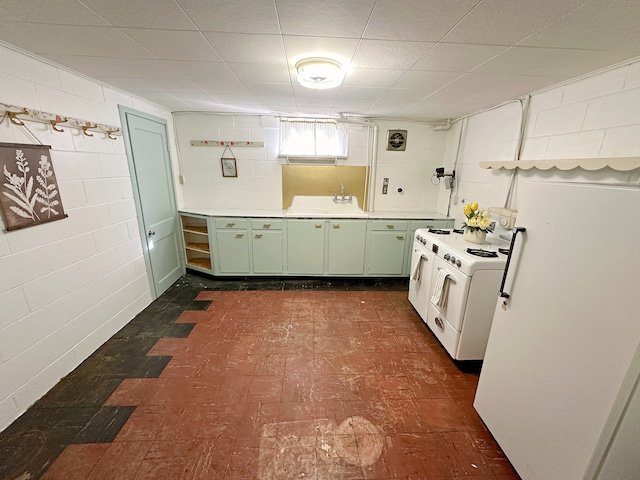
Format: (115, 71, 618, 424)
(190, 140, 264, 147)
(1, 102, 122, 139)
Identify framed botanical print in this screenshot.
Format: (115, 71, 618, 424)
(221, 157, 237, 177)
(0, 143, 67, 231)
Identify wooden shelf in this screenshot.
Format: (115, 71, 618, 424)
(183, 225, 208, 235)
(479, 157, 640, 172)
(185, 242, 210, 253)
(187, 257, 212, 270)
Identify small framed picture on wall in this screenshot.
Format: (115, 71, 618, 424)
(221, 157, 237, 177)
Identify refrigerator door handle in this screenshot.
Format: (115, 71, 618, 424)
(499, 227, 526, 299)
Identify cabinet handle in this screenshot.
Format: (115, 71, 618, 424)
(226, 223, 235, 227)
(386, 224, 395, 229)
(333, 224, 340, 229)
(235, 233, 244, 238)
(263, 223, 271, 228)
(255, 234, 262, 239)
(315, 223, 322, 228)
(396, 235, 404, 240)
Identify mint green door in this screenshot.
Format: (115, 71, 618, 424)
(120, 107, 184, 298)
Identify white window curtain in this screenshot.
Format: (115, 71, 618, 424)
(279, 119, 349, 157)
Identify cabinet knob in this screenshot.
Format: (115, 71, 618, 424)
(315, 224, 322, 228)
(227, 223, 235, 227)
(333, 224, 340, 229)
(255, 234, 262, 239)
(235, 233, 244, 238)
(386, 224, 395, 229)
(396, 235, 404, 240)
(263, 223, 271, 228)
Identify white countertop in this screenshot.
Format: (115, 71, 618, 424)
(180, 207, 450, 220)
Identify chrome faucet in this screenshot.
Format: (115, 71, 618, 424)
(341, 182, 345, 200)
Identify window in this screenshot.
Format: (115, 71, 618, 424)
(278, 119, 349, 158)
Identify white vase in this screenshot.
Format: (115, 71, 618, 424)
(463, 227, 486, 245)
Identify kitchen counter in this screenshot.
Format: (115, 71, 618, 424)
(179, 207, 450, 220)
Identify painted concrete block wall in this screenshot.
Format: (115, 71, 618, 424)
(0, 46, 174, 432)
(372, 120, 446, 212)
(174, 114, 373, 210)
(445, 58, 640, 226)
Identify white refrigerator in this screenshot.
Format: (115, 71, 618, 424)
(474, 181, 640, 480)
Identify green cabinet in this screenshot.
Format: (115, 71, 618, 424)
(287, 220, 325, 274)
(180, 214, 213, 273)
(328, 220, 367, 274)
(215, 218, 250, 274)
(367, 220, 408, 275)
(251, 219, 284, 274)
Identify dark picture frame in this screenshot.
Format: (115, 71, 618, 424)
(0, 142, 67, 231)
(221, 157, 237, 177)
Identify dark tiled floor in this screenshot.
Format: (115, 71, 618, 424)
(1, 273, 519, 480)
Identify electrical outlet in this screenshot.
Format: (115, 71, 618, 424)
(382, 177, 389, 194)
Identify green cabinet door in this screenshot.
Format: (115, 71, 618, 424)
(328, 220, 367, 274)
(368, 231, 407, 275)
(216, 230, 250, 273)
(287, 220, 325, 274)
(252, 230, 283, 273)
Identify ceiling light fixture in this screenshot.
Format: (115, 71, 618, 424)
(295, 57, 345, 90)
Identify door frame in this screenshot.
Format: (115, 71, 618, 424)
(118, 106, 185, 299)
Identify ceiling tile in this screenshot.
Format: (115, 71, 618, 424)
(82, 0, 196, 29)
(192, 80, 250, 96)
(99, 59, 185, 79)
(474, 47, 639, 77)
(179, 0, 280, 34)
(43, 55, 131, 77)
(364, 0, 478, 42)
(336, 87, 388, 100)
(121, 29, 222, 61)
(393, 71, 462, 93)
(519, 0, 640, 51)
(276, 0, 375, 37)
(228, 63, 291, 84)
(0, 22, 154, 58)
(443, 0, 588, 46)
(0, 6, 22, 22)
(245, 83, 294, 97)
(1, 0, 109, 25)
(341, 68, 406, 88)
(213, 95, 260, 106)
(292, 86, 340, 100)
(96, 77, 161, 92)
(143, 78, 205, 93)
(411, 43, 508, 72)
(255, 96, 297, 107)
(352, 40, 434, 69)
(203, 33, 287, 65)
(165, 61, 232, 81)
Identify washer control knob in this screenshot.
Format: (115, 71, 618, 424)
(444, 253, 450, 260)
(456, 260, 462, 267)
(450, 256, 456, 264)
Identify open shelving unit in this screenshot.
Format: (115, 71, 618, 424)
(180, 214, 213, 272)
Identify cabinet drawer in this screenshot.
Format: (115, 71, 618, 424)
(370, 220, 408, 231)
(251, 219, 283, 230)
(215, 218, 248, 229)
(410, 219, 454, 230)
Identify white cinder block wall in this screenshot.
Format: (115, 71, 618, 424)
(0, 46, 175, 431)
(371, 120, 446, 212)
(174, 113, 373, 210)
(442, 59, 640, 227)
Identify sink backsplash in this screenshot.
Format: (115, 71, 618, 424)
(281, 165, 368, 210)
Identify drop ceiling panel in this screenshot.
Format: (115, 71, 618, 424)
(42, 55, 132, 78)
(97, 59, 186, 79)
(192, 80, 250, 96)
(442, 0, 587, 46)
(165, 61, 230, 81)
(336, 87, 388, 101)
(179, 0, 281, 34)
(244, 83, 294, 97)
(341, 68, 406, 88)
(0, 23, 155, 58)
(203, 33, 287, 65)
(1, 0, 109, 26)
(352, 40, 434, 69)
(411, 43, 508, 72)
(282, 36, 360, 66)
(276, 0, 375, 37)
(364, 0, 478, 42)
(143, 78, 205, 93)
(228, 63, 291, 84)
(393, 71, 462, 93)
(121, 29, 222, 61)
(81, 0, 196, 30)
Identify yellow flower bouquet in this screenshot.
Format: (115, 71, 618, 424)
(462, 202, 492, 232)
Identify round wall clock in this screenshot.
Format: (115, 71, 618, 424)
(386, 129, 407, 151)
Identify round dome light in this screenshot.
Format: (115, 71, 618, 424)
(295, 57, 345, 90)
